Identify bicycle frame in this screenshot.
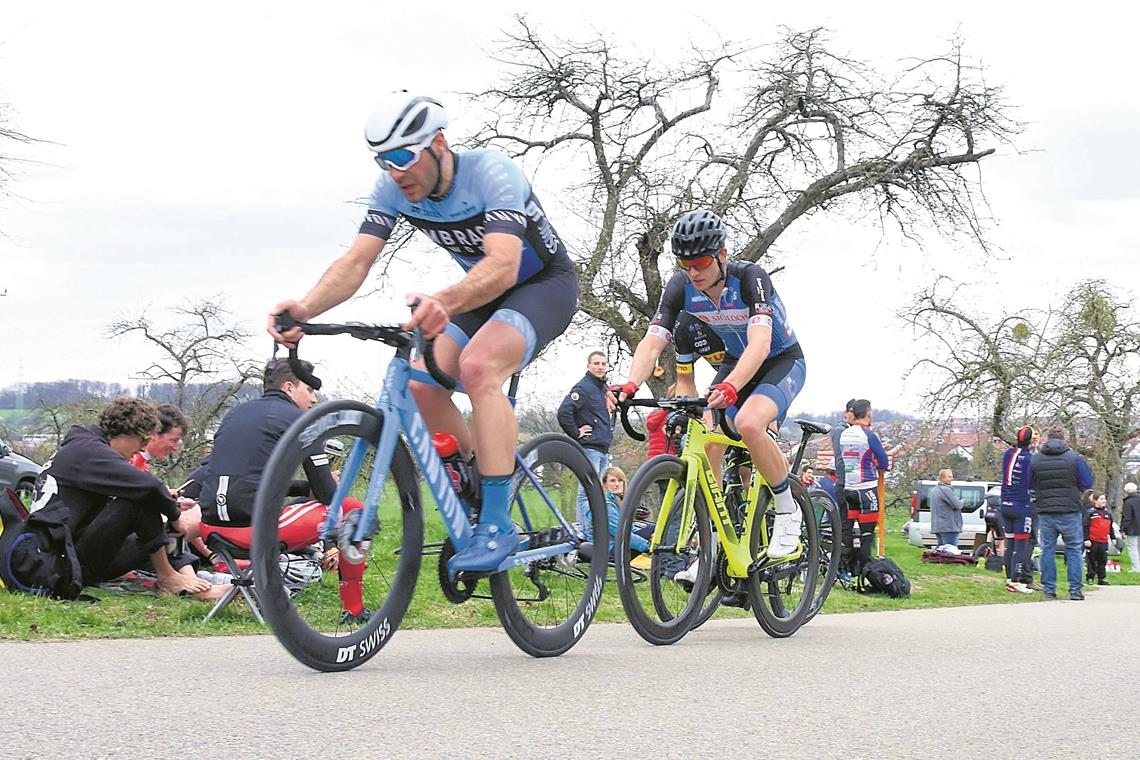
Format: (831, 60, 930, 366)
(648, 415, 796, 579)
(311, 351, 579, 573)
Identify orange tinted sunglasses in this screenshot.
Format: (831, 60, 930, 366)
(676, 255, 716, 271)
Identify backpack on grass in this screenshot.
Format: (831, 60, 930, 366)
(0, 499, 83, 600)
(858, 557, 911, 598)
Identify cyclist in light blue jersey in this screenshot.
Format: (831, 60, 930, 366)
(271, 92, 578, 574)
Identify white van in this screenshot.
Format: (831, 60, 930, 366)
(905, 479, 1000, 551)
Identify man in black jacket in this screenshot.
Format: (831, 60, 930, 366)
(197, 359, 369, 619)
(21, 398, 213, 597)
(1031, 427, 1094, 600)
(1122, 481, 1140, 574)
(558, 351, 612, 526)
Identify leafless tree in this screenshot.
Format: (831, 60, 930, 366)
(464, 20, 1018, 394)
(0, 96, 39, 214)
(902, 277, 1053, 442)
(108, 298, 262, 478)
(903, 278, 1140, 514)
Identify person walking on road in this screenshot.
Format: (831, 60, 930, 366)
(1031, 427, 1094, 600)
(558, 351, 613, 526)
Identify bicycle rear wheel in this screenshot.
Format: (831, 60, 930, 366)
(489, 433, 608, 657)
(252, 400, 424, 672)
(747, 478, 820, 638)
(614, 455, 713, 646)
(802, 490, 841, 624)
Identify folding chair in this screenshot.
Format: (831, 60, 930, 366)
(198, 523, 264, 624)
(198, 521, 326, 623)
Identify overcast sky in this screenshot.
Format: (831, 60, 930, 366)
(0, 1, 1136, 416)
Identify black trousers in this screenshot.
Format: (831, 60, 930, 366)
(73, 500, 169, 585)
(1087, 540, 1109, 581)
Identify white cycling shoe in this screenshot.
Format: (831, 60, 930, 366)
(674, 558, 700, 585)
(767, 511, 803, 559)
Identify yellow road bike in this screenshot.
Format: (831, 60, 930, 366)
(613, 397, 821, 645)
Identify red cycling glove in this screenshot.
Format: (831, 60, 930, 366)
(609, 381, 638, 399)
(712, 381, 738, 407)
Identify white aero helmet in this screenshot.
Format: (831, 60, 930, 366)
(364, 91, 448, 156)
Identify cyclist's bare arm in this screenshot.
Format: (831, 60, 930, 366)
(675, 367, 698, 397)
(436, 232, 522, 314)
(269, 233, 386, 344)
(407, 232, 522, 336)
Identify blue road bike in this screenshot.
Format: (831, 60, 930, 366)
(251, 317, 608, 671)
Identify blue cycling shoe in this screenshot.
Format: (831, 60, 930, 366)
(448, 523, 520, 577)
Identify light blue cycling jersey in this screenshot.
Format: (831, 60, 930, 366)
(359, 148, 571, 283)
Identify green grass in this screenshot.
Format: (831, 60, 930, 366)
(1, 507, 1134, 641)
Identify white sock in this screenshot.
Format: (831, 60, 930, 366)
(773, 483, 796, 515)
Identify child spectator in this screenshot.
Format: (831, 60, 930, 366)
(1084, 493, 1117, 586)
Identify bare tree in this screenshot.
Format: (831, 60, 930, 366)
(108, 298, 262, 478)
(1039, 281, 1140, 508)
(465, 20, 1017, 394)
(0, 96, 40, 215)
(902, 277, 1052, 442)
(903, 278, 1140, 515)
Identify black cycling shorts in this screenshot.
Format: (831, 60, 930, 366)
(713, 346, 806, 425)
(443, 260, 579, 369)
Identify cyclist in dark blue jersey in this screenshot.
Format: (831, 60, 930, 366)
(609, 209, 807, 558)
(271, 91, 578, 574)
(672, 311, 735, 396)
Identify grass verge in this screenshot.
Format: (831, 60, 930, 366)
(1, 509, 1134, 641)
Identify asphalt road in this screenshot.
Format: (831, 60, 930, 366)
(3, 587, 1138, 759)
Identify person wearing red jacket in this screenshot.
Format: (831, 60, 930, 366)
(645, 384, 681, 460)
(1083, 493, 1118, 585)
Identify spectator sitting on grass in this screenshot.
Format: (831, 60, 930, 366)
(17, 398, 223, 599)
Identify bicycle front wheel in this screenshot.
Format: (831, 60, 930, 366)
(614, 455, 713, 646)
(489, 433, 608, 657)
(252, 400, 424, 672)
(747, 478, 820, 638)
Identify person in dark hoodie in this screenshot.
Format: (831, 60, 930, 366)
(25, 397, 215, 597)
(196, 358, 370, 621)
(1031, 427, 1094, 600)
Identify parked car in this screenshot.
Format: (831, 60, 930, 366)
(0, 439, 42, 507)
(906, 478, 1000, 551)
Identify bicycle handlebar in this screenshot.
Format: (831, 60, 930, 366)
(273, 311, 457, 391)
(616, 396, 742, 443)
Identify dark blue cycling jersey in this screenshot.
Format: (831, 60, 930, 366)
(359, 148, 571, 283)
(648, 261, 800, 361)
(673, 311, 733, 371)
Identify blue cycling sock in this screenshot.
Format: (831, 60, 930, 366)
(479, 475, 515, 532)
(771, 477, 795, 514)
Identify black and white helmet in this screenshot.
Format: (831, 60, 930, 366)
(670, 209, 727, 258)
(364, 91, 448, 154)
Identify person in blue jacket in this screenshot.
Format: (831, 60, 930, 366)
(558, 351, 613, 525)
